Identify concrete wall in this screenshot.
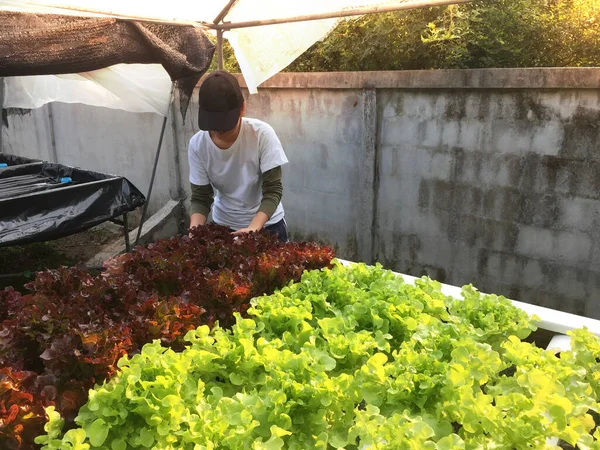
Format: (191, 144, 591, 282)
(375, 89, 600, 318)
(2, 68, 599, 318)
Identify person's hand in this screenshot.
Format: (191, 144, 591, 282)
(232, 212, 269, 237)
(189, 214, 207, 238)
(188, 224, 203, 238)
(232, 226, 260, 235)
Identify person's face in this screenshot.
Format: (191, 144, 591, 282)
(211, 127, 236, 137)
(210, 102, 246, 138)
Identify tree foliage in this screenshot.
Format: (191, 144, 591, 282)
(287, 0, 600, 71)
(208, 0, 598, 72)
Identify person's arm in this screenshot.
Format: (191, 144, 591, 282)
(232, 166, 282, 234)
(189, 183, 214, 231)
(188, 134, 212, 234)
(258, 166, 283, 218)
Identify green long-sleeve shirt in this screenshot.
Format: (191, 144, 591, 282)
(190, 166, 283, 219)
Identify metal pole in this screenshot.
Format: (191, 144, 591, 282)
(214, 0, 470, 30)
(17, 0, 470, 31)
(213, 0, 239, 24)
(23, 0, 470, 30)
(47, 103, 59, 163)
(217, 29, 224, 70)
(135, 86, 174, 246)
(123, 212, 131, 252)
(135, 114, 167, 246)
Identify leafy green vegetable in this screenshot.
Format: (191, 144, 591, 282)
(1, 226, 334, 449)
(37, 262, 600, 449)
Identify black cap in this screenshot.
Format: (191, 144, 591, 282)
(198, 71, 244, 131)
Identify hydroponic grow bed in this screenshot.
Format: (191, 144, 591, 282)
(33, 258, 600, 450)
(0, 153, 145, 247)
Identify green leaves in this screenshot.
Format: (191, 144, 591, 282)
(286, 0, 600, 72)
(86, 419, 109, 447)
(37, 263, 600, 449)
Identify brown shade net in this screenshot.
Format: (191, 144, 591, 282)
(0, 12, 216, 117)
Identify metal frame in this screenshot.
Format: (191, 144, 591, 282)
(7, 1, 471, 81)
(134, 101, 171, 246)
(134, 114, 167, 246)
(212, 0, 469, 30)
(213, 0, 240, 24)
(209, 0, 470, 73)
(12, 4, 209, 28)
(29, 0, 468, 32)
(133, 85, 174, 247)
(216, 29, 225, 70)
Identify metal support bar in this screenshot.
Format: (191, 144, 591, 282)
(20, 0, 470, 31)
(214, 0, 470, 30)
(135, 114, 167, 246)
(123, 212, 131, 252)
(217, 29, 225, 71)
(213, 0, 239, 24)
(135, 87, 173, 246)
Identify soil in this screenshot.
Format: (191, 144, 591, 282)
(0, 223, 122, 291)
(50, 224, 122, 265)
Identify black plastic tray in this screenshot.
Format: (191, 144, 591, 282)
(0, 153, 145, 247)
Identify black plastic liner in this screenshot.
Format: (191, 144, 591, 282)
(0, 153, 145, 247)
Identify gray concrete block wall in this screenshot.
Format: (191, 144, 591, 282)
(376, 87, 600, 319)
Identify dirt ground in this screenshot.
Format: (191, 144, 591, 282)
(50, 224, 122, 265)
(0, 223, 122, 290)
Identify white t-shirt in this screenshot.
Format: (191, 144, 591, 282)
(188, 118, 288, 230)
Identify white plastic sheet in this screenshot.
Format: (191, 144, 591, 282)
(3, 64, 172, 115)
(226, 20, 339, 94)
(224, 0, 426, 92)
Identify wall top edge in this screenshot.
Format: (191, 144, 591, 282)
(198, 68, 600, 90)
